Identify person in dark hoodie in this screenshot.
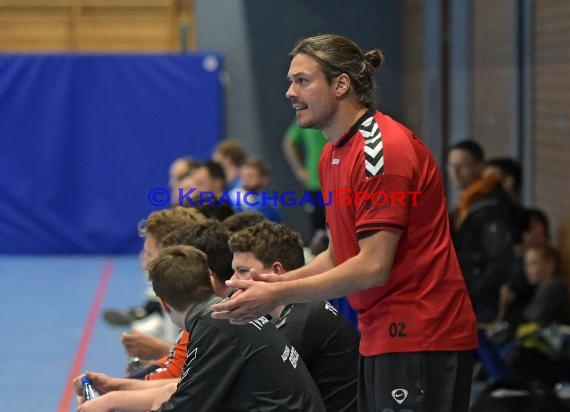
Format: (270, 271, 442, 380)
(448, 140, 516, 323)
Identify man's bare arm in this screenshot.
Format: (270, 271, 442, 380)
(279, 231, 398, 302)
(73, 371, 178, 397)
(78, 385, 174, 412)
(213, 230, 400, 322)
(282, 136, 308, 185)
(121, 331, 172, 360)
(151, 382, 178, 410)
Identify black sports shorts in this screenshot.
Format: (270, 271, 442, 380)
(357, 350, 474, 412)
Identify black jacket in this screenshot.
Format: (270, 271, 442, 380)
(453, 185, 515, 323)
(157, 296, 326, 412)
(274, 301, 359, 412)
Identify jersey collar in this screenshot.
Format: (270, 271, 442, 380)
(334, 108, 376, 148)
(184, 295, 224, 332)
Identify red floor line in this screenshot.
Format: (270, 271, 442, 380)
(57, 259, 114, 412)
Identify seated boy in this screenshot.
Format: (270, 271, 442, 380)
(229, 221, 359, 411)
(522, 244, 570, 325)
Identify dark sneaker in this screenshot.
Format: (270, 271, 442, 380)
(103, 307, 148, 325)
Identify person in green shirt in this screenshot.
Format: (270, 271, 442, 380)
(282, 120, 328, 235)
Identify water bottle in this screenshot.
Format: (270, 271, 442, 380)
(127, 357, 145, 376)
(81, 376, 99, 401)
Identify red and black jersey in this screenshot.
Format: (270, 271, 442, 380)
(319, 110, 478, 356)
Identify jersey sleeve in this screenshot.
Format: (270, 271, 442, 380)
(352, 117, 419, 236)
(352, 171, 413, 236)
(156, 321, 245, 412)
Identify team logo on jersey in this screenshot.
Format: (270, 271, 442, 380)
(331, 157, 340, 165)
(391, 388, 408, 405)
(249, 316, 270, 331)
(181, 347, 198, 380)
(360, 117, 384, 177)
(282, 345, 291, 362)
(281, 345, 300, 368)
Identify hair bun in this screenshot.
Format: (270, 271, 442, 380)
(364, 49, 384, 70)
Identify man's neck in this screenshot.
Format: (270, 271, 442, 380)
(323, 103, 369, 145)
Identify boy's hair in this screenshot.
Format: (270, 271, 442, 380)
(160, 221, 233, 282)
(229, 222, 304, 271)
(198, 201, 235, 221)
(148, 245, 213, 312)
(214, 139, 247, 167)
(138, 207, 206, 243)
(222, 211, 267, 233)
(448, 140, 485, 163)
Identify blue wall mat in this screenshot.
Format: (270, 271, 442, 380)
(0, 54, 223, 254)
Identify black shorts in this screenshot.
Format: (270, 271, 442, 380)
(357, 350, 474, 412)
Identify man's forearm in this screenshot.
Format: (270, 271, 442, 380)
(282, 138, 304, 173)
(151, 382, 178, 410)
(278, 251, 388, 305)
(277, 231, 400, 305)
(103, 386, 170, 412)
(211, 231, 400, 322)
